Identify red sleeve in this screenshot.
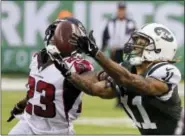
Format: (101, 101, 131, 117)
(73, 59, 94, 74)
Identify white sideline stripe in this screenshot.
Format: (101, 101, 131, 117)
(15, 115, 136, 128)
(74, 117, 136, 128)
(1, 78, 184, 96)
(2, 78, 28, 91)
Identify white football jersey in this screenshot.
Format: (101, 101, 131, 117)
(23, 53, 93, 134)
(146, 62, 181, 101)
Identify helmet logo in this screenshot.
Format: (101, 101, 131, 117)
(154, 27, 174, 42)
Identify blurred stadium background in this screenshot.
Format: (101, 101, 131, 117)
(1, 1, 184, 135)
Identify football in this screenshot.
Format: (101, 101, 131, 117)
(53, 21, 80, 57)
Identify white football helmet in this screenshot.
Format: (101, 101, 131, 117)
(123, 23, 178, 65)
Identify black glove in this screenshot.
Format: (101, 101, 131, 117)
(7, 104, 24, 122)
(47, 50, 71, 78)
(69, 30, 99, 57)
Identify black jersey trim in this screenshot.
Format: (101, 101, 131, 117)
(37, 48, 53, 71)
(63, 79, 81, 121)
(143, 62, 169, 77)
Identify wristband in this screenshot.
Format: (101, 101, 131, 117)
(16, 104, 24, 111)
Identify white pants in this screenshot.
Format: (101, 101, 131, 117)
(8, 120, 34, 135)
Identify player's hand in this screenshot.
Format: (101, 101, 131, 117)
(98, 71, 109, 81)
(7, 104, 24, 122)
(46, 45, 71, 78)
(69, 30, 99, 57)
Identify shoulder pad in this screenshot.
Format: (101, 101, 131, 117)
(147, 63, 181, 85)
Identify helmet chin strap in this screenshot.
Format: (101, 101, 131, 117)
(129, 53, 161, 66)
(129, 57, 143, 66)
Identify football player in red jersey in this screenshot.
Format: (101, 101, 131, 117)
(7, 17, 94, 135)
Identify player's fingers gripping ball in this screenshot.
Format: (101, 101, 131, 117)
(69, 30, 99, 57)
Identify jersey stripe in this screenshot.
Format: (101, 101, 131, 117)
(146, 62, 169, 76)
(63, 79, 81, 121)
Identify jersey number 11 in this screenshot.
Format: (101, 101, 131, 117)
(121, 95, 157, 129)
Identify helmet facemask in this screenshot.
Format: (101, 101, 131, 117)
(123, 32, 158, 66)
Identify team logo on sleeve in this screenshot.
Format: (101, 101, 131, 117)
(154, 27, 174, 42)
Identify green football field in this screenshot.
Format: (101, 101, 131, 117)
(2, 91, 184, 135)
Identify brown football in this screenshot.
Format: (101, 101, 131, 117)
(53, 21, 80, 57)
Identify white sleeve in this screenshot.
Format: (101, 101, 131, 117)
(147, 64, 181, 101)
(29, 53, 38, 70)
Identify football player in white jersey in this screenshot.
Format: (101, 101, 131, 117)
(7, 17, 94, 135)
(50, 23, 182, 135)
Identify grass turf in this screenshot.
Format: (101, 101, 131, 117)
(2, 91, 184, 134)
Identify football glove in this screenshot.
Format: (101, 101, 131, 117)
(69, 30, 99, 57)
(7, 104, 24, 122)
(46, 45, 71, 78)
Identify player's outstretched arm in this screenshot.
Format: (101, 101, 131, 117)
(46, 45, 116, 99)
(68, 72, 117, 99)
(94, 51, 169, 96)
(69, 32, 169, 96)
